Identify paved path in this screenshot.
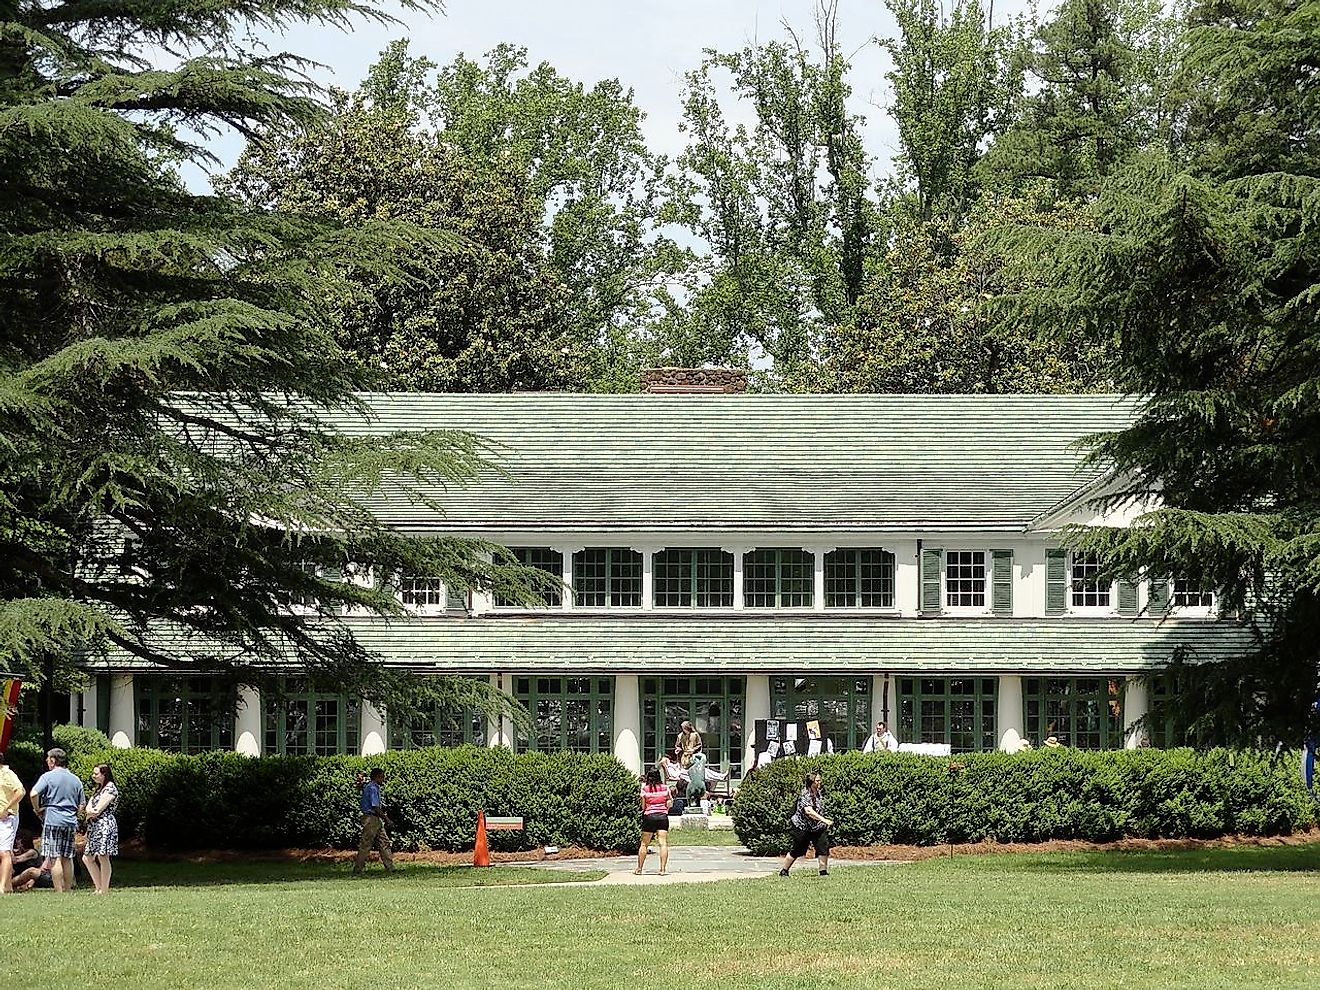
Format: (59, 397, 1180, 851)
(511, 844, 906, 887)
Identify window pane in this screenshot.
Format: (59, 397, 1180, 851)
(946, 551, 986, 607)
(496, 547, 563, 607)
(1071, 555, 1110, 607)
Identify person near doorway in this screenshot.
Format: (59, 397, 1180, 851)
(674, 720, 703, 768)
(861, 721, 899, 753)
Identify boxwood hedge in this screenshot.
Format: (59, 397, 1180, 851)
(731, 748, 1317, 856)
(26, 745, 642, 853)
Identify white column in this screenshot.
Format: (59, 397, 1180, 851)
(640, 548, 654, 611)
(1124, 676, 1149, 749)
(235, 684, 262, 756)
(871, 674, 888, 732)
(488, 673, 512, 749)
(559, 546, 579, 611)
(813, 548, 829, 611)
(612, 674, 642, 775)
(997, 674, 1025, 752)
(744, 674, 771, 772)
(108, 674, 134, 749)
(893, 540, 920, 614)
(80, 679, 98, 731)
(360, 701, 387, 756)
(731, 547, 745, 610)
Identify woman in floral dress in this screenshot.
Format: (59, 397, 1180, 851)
(81, 763, 119, 894)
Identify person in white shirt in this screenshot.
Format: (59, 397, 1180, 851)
(861, 721, 899, 753)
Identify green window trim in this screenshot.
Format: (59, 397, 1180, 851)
(1045, 549, 1067, 615)
(642, 676, 745, 779)
(513, 676, 614, 754)
(991, 550, 1013, 616)
(572, 547, 643, 608)
(388, 703, 486, 749)
(771, 675, 872, 752)
(496, 547, 564, 607)
(135, 676, 236, 753)
(824, 548, 895, 609)
(743, 548, 814, 608)
(653, 548, 733, 608)
(920, 548, 943, 615)
(1024, 676, 1124, 750)
(263, 680, 362, 756)
(897, 677, 998, 752)
(1117, 577, 1139, 616)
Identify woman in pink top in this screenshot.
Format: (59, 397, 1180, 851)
(634, 767, 672, 875)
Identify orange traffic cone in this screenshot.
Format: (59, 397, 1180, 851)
(473, 809, 491, 867)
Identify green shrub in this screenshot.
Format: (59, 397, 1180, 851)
(731, 748, 1316, 855)
(66, 746, 641, 853)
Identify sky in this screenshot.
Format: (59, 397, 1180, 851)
(192, 0, 1038, 190)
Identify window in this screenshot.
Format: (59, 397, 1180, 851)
(573, 548, 643, 607)
(399, 576, 447, 612)
(389, 702, 486, 749)
(495, 547, 563, 607)
(1025, 677, 1123, 749)
(514, 677, 613, 754)
(771, 676, 872, 752)
(653, 548, 733, 608)
(642, 677, 745, 779)
(945, 551, 986, 608)
(743, 548, 813, 608)
(897, 678, 997, 752)
(263, 680, 361, 756)
(1172, 579, 1214, 609)
(825, 549, 895, 608)
(136, 677, 236, 753)
(1071, 554, 1111, 608)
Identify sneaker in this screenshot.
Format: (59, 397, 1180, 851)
(819, 869, 829, 876)
(778, 868, 790, 877)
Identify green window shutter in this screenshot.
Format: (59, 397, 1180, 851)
(1117, 578, 1139, 616)
(1045, 549, 1067, 616)
(920, 548, 943, 615)
(991, 550, 1014, 616)
(1148, 578, 1171, 614)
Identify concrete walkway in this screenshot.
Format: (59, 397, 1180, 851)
(513, 844, 906, 887)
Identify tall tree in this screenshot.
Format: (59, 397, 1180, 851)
(0, 0, 535, 716)
(883, 0, 1026, 223)
(665, 1, 881, 382)
(998, 0, 1320, 744)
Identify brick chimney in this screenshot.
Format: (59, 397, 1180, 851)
(640, 367, 747, 394)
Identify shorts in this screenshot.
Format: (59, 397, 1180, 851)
(41, 824, 77, 861)
(0, 813, 16, 852)
(790, 826, 830, 859)
(640, 814, 669, 834)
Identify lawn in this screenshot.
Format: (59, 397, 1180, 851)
(8, 844, 1319, 990)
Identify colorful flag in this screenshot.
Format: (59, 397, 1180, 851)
(0, 676, 21, 753)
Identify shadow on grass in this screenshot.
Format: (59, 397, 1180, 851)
(968, 842, 1320, 876)
(110, 859, 604, 890)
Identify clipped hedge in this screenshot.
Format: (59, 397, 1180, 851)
(50, 746, 639, 853)
(731, 748, 1317, 856)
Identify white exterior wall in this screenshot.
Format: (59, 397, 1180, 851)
(108, 674, 134, 749)
(235, 684, 262, 756)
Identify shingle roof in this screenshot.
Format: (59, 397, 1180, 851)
(330, 392, 1139, 532)
(107, 614, 1254, 676)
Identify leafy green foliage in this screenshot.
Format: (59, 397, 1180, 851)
(64, 745, 639, 853)
(731, 749, 1315, 855)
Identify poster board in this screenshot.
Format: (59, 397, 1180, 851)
(753, 718, 833, 766)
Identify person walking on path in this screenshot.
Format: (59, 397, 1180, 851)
(0, 750, 25, 893)
(779, 771, 833, 877)
(81, 763, 119, 894)
(634, 768, 672, 876)
(30, 748, 84, 892)
(353, 768, 395, 874)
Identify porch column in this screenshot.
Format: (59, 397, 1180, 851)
(80, 678, 99, 731)
(1124, 676, 1149, 749)
(235, 684, 262, 756)
(872, 674, 889, 730)
(612, 674, 642, 775)
(731, 547, 745, 610)
(490, 673, 515, 750)
(108, 674, 134, 749)
(997, 674, 1024, 752)
(360, 701, 387, 756)
(744, 674, 771, 772)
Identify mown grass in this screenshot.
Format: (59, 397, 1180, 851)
(8, 844, 1319, 990)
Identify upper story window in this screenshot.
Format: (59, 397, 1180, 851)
(945, 551, 986, 608)
(399, 576, 450, 613)
(654, 548, 733, 608)
(495, 547, 563, 607)
(1172, 579, 1214, 610)
(1070, 554, 1111, 608)
(573, 548, 643, 607)
(825, 548, 895, 608)
(743, 548, 813, 608)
